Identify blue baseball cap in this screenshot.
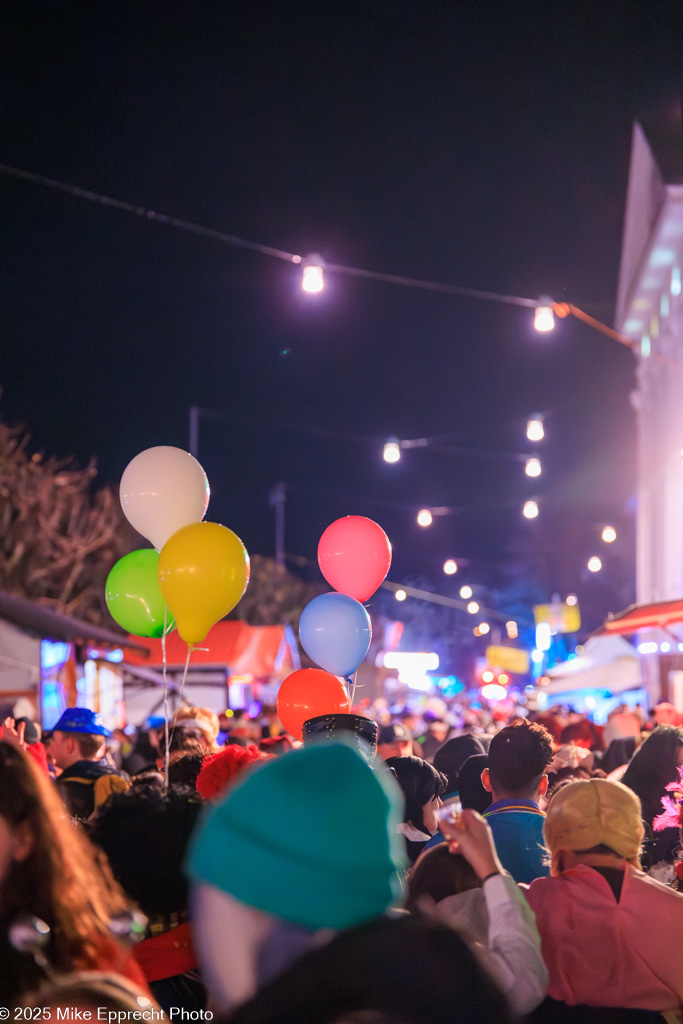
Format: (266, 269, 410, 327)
(53, 708, 111, 737)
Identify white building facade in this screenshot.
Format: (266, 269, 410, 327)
(616, 124, 683, 605)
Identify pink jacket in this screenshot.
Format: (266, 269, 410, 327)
(525, 863, 683, 1013)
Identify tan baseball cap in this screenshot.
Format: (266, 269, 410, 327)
(544, 778, 644, 860)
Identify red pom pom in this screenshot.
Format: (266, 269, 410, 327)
(196, 744, 270, 801)
(675, 861, 683, 881)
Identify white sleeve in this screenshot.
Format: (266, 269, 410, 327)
(476, 873, 548, 1016)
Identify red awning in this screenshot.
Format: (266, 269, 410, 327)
(601, 598, 683, 635)
(123, 620, 296, 677)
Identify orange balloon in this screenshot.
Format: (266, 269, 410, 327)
(277, 668, 350, 740)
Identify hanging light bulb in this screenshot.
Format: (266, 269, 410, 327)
(460, 585, 473, 599)
(601, 525, 617, 543)
(467, 601, 480, 614)
(525, 457, 542, 478)
(587, 556, 602, 573)
(478, 621, 490, 635)
(302, 254, 325, 293)
(566, 593, 578, 606)
(417, 509, 433, 527)
(443, 559, 458, 575)
(523, 500, 539, 519)
(395, 589, 407, 602)
(383, 438, 401, 463)
(526, 418, 544, 442)
(534, 296, 555, 332)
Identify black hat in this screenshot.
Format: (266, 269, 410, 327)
(377, 722, 412, 746)
(303, 714, 378, 762)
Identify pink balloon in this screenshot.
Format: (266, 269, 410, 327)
(318, 516, 392, 603)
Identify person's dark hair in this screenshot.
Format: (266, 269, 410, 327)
(456, 754, 492, 813)
(384, 756, 447, 836)
(546, 767, 593, 800)
(157, 727, 205, 760)
(88, 784, 203, 917)
(0, 742, 130, 1004)
(73, 732, 106, 760)
(621, 725, 683, 825)
(406, 845, 480, 912)
(433, 735, 486, 794)
(130, 766, 164, 789)
(487, 718, 554, 797)
(167, 751, 205, 789)
(228, 913, 512, 1024)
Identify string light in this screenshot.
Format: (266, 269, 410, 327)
(482, 670, 495, 683)
(526, 418, 544, 442)
(534, 297, 556, 332)
(443, 559, 458, 575)
(460, 585, 473, 599)
(302, 254, 325, 293)
(525, 457, 542, 477)
(566, 593, 578, 606)
(587, 556, 602, 573)
(523, 500, 539, 519)
(0, 163, 640, 351)
(395, 589, 407, 602)
(467, 601, 480, 614)
(383, 438, 401, 463)
(601, 525, 617, 543)
(478, 621, 490, 635)
(417, 509, 433, 527)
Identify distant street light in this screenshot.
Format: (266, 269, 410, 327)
(525, 457, 542, 477)
(417, 509, 433, 527)
(523, 500, 539, 519)
(534, 297, 555, 332)
(383, 438, 401, 463)
(443, 559, 458, 575)
(587, 556, 602, 573)
(460, 585, 473, 599)
(601, 525, 617, 543)
(395, 589, 407, 602)
(526, 418, 544, 442)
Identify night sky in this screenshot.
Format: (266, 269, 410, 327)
(1, 1, 681, 635)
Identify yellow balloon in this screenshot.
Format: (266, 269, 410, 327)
(158, 521, 250, 645)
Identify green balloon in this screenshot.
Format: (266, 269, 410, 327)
(105, 549, 175, 638)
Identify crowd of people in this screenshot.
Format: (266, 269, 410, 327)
(1, 692, 683, 1022)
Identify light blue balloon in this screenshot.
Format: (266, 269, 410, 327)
(299, 592, 372, 677)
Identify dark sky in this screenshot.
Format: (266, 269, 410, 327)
(1, 1, 681, 633)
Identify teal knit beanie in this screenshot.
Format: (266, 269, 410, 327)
(187, 740, 405, 931)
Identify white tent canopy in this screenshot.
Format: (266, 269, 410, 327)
(543, 634, 642, 695)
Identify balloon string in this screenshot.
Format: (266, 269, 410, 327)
(179, 645, 192, 710)
(347, 672, 358, 708)
(161, 606, 170, 790)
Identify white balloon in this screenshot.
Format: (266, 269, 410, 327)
(120, 446, 210, 550)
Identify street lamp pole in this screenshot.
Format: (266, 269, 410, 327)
(269, 483, 287, 567)
(189, 405, 201, 458)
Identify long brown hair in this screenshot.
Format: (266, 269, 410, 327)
(0, 742, 129, 996)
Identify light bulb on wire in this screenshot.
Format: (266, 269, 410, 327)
(601, 525, 617, 543)
(460, 585, 473, 599)
(443, 559, 458, 575)
(302, 254, 325, 293)
(395, 589, 407, 602)
(587, 556, 602, 573)
(534, 297, 555, 332)
(523, 500, 539, 519)
(417, 509, 433, 527)
(467, 601, 480, 615)
(525, 457, 542, 478)
(526, 418, 544, 442)
(383, 438, 401, 463)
